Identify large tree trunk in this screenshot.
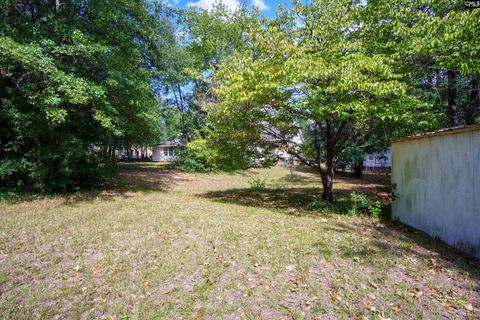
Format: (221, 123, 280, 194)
(321, 168, 334, 202)
(318, 119, 345, 203)
(110, 147, 116, 160)
(466, 76, 479, 125)
(353, 161, 363, 178)
(321, 152, 335, 202)
(447, 70, 459, 127)
(352, 154, 363, 178)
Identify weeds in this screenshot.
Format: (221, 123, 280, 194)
(308, 197, 350, 214)
(0, 164, 478, 319)
(248, 177, 267, 190)
(348, 191, 384, 219)
(349, 191, 369, 216)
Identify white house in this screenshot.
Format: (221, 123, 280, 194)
(152, 140, 180, 162)
(363, 150, 391, 169)
(115, 147, 152, 160)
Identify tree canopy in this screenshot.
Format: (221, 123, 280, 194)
(0, 0, 173, 191)
(198, 0, 436, 201)
(1, 0, 478, 198)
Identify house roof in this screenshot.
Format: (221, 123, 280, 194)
(392, 124, 480, 144)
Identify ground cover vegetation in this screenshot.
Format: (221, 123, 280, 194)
(1, 1, 480, 318)
(0, 164, 479, 318)
(1, 0, 479, 197)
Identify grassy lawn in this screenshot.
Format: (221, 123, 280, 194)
(1, 163, 479, 319)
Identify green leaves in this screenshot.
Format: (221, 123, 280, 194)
(0, 0, 169, 191)
(191, 0, 437, 201)
(360, 0, 479, 128)
(215, 0, 423, 125)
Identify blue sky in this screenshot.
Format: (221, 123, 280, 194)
(174, 0, 286, 18)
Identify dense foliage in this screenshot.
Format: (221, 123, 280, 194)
(1, 0, 478, 197)
(362, 0, 480, 127)
(0, 0, 171, 191)
(183, 0, 479, 201)
(198, 1, 423, 200)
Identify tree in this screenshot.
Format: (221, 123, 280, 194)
(361, 0, 480, 127)
(205, 0, 431, 202)
(338, 121, 403, 178)
(159, 4, 259, 170)
(0, 0, 170, 191)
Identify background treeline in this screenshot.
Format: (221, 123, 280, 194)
(0, 0, 174, 191)
(170, 0, 480, 201)
(0, 0, 478, 194)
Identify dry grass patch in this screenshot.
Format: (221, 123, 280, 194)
(0, 163, 479, 319)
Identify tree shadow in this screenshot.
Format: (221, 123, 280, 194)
(62, 163, 191, 205)
(199, 186, 363, 219)
(115, 163, 179, 190)
(1, 162, 185, 206)
(354, 219, 480, 282)
(200, 186, 480, 283)
(200, 187, 329, 216)
(273, 174, 320, 185)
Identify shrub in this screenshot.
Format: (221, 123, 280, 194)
(0, 138, 116, 193)
(378, 170, 399, 202)
(177, 139, 214, 173)
(367, 199, 383, 220)
(349, 191, 369, 216)
(248, 177, 267, 190)
(349, 191, 384, 219)
(308, 197, 351, 214)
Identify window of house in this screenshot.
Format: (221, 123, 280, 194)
(163, 148, 169, 156)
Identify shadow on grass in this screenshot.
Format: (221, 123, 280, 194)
(201, 187, 316, 213)
(273, 174, 320, 185)
(200, 186, 480, 281)
(65, 162, 190, 204)
(0, 162, 183, 205)
(200, 186, 355, 217)
(364, 220, 480, 281)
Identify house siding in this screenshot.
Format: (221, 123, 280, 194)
(392, 127, 480, 257)
(152, 145, 177, 162)
(364, 150, 391, 168)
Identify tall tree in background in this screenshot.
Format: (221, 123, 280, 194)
(362, 0, 480, 127)
(160, 4, 259, 171)
(148, 3, 257, 157)
(0, 0, 171, 191)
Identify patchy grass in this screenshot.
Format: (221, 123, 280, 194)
(0, 163, 479, 319)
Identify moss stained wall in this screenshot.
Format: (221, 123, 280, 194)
(392, 128, 480, 258)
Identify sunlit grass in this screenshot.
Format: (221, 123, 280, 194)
(0, 163, 478, 319)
